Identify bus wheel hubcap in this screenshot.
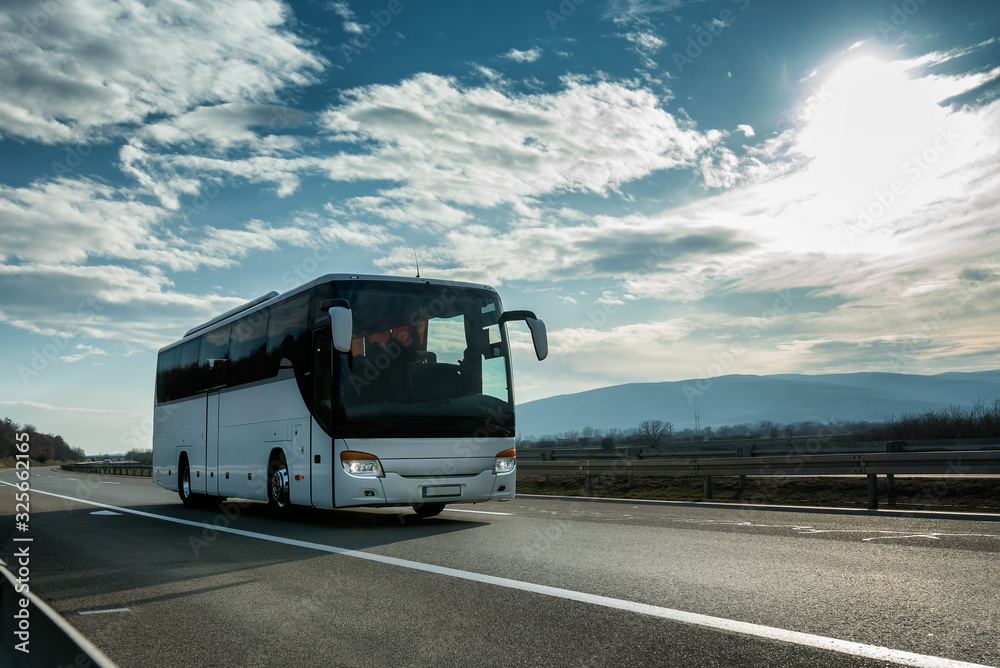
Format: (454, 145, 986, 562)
(271, 466, 289, 506)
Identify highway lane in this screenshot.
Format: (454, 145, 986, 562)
(1, 467, 999, 667)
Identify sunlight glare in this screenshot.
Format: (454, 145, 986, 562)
(796, 51, 948, 206)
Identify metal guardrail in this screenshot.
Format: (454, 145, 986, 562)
(0, 559, 118, 668)
(61, 463, 152, 477)
(516, 438, 1000, 461)
(517, 442, 1000, 509)
(55, 443, 999, 509)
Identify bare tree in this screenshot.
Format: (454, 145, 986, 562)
(637, 419, 668, 449)
(760, 420, 779, 439)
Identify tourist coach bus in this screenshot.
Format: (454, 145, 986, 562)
(151, 274, 547, 518)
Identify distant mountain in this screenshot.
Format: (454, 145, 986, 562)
(515, 370, 1000, 438)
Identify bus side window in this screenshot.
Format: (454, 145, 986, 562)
(267, 293, 310, 376)
(177, 339, 200, 399)
(230, 310, 268, 386)
(156, 346, 181, 403)
(198, 325, 230, 390)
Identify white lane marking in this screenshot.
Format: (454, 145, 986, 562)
(794, 528, 1000, 542)
(442, 508, 513, 516)
(78, 608, 130, 615)
(91, 510, 123, 516)
(101, 482, 123, 485)
(1, 481, 993, 668)
(615, 515, 1000, 544)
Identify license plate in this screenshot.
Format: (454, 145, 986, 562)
(423, 485, 461, 498)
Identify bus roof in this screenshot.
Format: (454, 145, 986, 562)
(158, 273, 498, 354)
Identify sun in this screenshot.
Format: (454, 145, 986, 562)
(795, 50, 948, 205)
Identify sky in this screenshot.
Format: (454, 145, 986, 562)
(1, 0, 999, 454)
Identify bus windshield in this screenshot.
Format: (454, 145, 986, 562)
(335, 281, 513, 438)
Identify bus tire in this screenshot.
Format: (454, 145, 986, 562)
(178, 457, 198, 508)
(412, 503, 445, 518)
(267, 452, 292, 516)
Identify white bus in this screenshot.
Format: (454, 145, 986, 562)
(151, 274, 547, 518)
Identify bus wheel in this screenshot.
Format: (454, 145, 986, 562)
(178, 458, 198, 508)
(268, 453, 291, 515)
(412, 503, 445, 518)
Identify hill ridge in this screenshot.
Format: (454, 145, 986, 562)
(516, 370, 1000, 438)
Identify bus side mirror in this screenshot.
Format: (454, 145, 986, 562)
(498, 310, 548, 361)
(525, 317, 547, 361)
(328, 302, 353, 354)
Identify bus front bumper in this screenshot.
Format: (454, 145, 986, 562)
(339, 467, 515, 508)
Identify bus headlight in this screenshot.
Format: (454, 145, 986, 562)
(494, 448, 516, 474)
(341, 451, 384, 477)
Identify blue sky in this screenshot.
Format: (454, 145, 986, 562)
(1, 0, 999, 454)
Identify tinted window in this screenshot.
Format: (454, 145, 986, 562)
(229, 310, 269, 385)
(266, 292, 311, 373)
(199, 325, 230, 390)
(156, 346, 180, 403)
(176, 339, 200, 399)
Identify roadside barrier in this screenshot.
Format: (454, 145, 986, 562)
(0, 558, 117, 668)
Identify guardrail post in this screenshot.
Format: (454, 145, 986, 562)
(627, 448, 638, 489)
(885, 441, 903, 505)
(703, 476, 713, 499)
(585, 473, 594, 496)
(867, 474, 878, 509)
(736, 444, 750, 490)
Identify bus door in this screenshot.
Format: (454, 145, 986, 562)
(206, 389, 220, 496)
(311, 327, 334, 507)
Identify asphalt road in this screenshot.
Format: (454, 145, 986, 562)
(1, 467, 999, 668)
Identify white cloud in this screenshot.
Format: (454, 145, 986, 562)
(139, 103, 311, 153)
(623, 31, 666, 53)
(0, 178, 169, 264)
(354, 47, 1000, 385)
(318, 73, 721, 220)
(0, 400, 139, 415)
(0, 177, 405, 345)
(328, 0, 365, 34)
(502, 47, 542, 63)
(0, 0, 324, 144)
(475, 65, 502, 81)
(0, 261, 244, 348)
(58, 344, 109, 363)
(373, 213, 754, 290)
(604, 0, 692, 20)
(119, 141, 312, 209)
(330, 1, 356, 20)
